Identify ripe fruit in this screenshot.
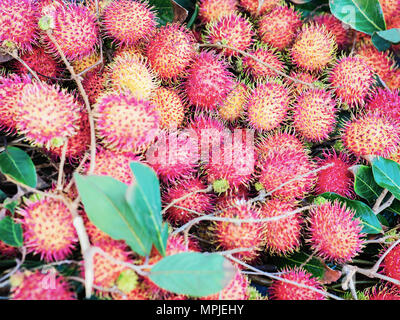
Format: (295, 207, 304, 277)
(44, 3, 99, 61)
(387, 69, 400, 91)
(239, 0, 280, 16)
(103, 0, 156, 46)
(269, 267, 326, 300)
(315, 150, 355, 198)
(0, 0, 38, 51)
(246, 80, 291, 131)
(287, 70, 319, 97)
(150, 87, 186, 129)
(292, 88, 337, 142)
(380, 0, 400, 22)
(205, 13, 254, 57)
(307, 200, 364, 263)
(382, 243, 400, 287)
(365, 88, 400, 122)
(198, 0, 238, 23)
(218, 81, 248, 122)
(82, 70, 106, 104)
(258, 5, 302, 50)
(291, 23, 337, 72)
(18, 196, 78, 262)
(94, 92, 160, 153)
(184, 51, 234, 110)
(313, 13, 349, 48)
(162, 177, 214, 225)
(328, 56, 374, 107)
(71, 51, 101, 75)
(365, 285, 400, 300)
(146, 23, 196, 81)
(16, 81, 81, 148)
(342, 112, 400, 158)
(260, 199, 302, 255)
(10, 270, 76, 300)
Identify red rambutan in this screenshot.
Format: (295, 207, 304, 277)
(365, 88, 400, 122)
(382, 243, 400, 287)
(313, 13, 349, 48)
(218, 81, 248, 122)
(82, 70, 106, 105)
(239, 0, 281, 16)
(199, 0, 238, 23)
(287, 70, 319, 97)
(365, 285, 400, 300)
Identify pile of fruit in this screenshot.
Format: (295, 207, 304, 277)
(0, 0, 399, 300)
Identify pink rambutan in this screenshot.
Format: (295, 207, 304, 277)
(82, 70, 106, 104)
(146, 23, 196, 81)
(381, 0, 400, 22)
(258, 5, 302, 50)
(198, 0, 238, 23)
(17, 195, 78, 262)
(292, 88, 337, 142)
(103, 0, 156, 47)
(269, 266, 326, 300)
(307, 200, 364, 263)
(382, 243, 400, 287)
(365, 285, 400, 300)
(315, 150, 355, 198)
(365, 88, 400, 122)
(184, 51, 234, 110)
(94, 92, 160, 153)
(239, 0, 281, 16)
(218, 81, 248, 122)
(313, 13, 349, 48)
(10, 270, 76, 300)
(162, 177, 214, 225)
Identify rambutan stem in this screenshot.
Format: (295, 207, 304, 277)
(64, 153, 90, 193)
(56, 140, 68, 191)
(6, 49, 40, 82)
(372, 188, 389, 213)
(370, 238, 400, 274)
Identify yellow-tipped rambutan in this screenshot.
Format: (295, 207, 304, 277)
(313, 13, 349, 48)
(218, 81, 248, 122)
(307, 200, 364, 263)
(199, 0, 238, 23)
(239, 0, 281, 16)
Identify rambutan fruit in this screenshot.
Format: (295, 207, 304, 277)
(35, 0, 64, 14)
(106, 52, 158, 100)
(0, 0, 38, 51)
(162, 177, 214, 225)
(315, 150, 355, 198)
(307, 200, 364, 263)
(17, 195, 78, 262)
(245, 80, 291, 131)
(198, 0, 238, 23)
(269, 266, 326, 300)
(287, 70, 320, 97)
(150, 87, 186, 129)
(381, 0, 400, 21)
(292, 88, 337, 142)
(13, 46, 61, 81)
(200, 269, 249, 300)
(184, 51, 234, 110)
(381, 243, 400, 287)
(258, 147, 316, 200)
(210, 199, 265, 263)
(291, 23, 337, 73)
(342, 112, 400, 158)
(260, 199, 302, 255)
(218, 81, 248, 122)
(94, 92, 160, 153)
(146, 131, 199, 183)
(82, 70, 106, 105)
(239, 0, 281, 16)
(387, 69, 400, 91)
(364, 285, 400, 300)
(204, 13, 254, 58)
(103, 0, 156, 47)
(43, 3, 99, 61)
(313, 13, 349, 48)
(365, 88, 400, 122)
(10, 270, 76, 300)
(86, 0, 112, 16)
(112, 284, 151, 300)
(328, 56, 374, 107)
(16, 81, 81, 148)
(146, 23, 196, 81)
(241, 45, 285, 80)
(113, 43, 146, 59)
(258, 5, 302, 51)
(71, 51, 101, 75)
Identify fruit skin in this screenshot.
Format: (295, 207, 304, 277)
(43, 3, 99, 61)
(386, 69, 400, 91)
(287, 70, 319, 97)
(364, 285, 400, 300)
(258, 5, 302, 50)
(246, 80, 291, 131)
(71, 51, 101, 75)
(291, 23, 337, 73)
(218, 81, 248, 122)
(16, 81, 81, 149)
(269, 267, 326, 300)
(380, 0, 400, 22)
(239, 0, 281, 16)
(94, 92, 160, 153)
(307, 200, 364, 263)
(18, 196, 78, 262)
(199, 0, 238, 23)
(382, 244, 400, 288)
(184, 51, 234, 111)
(146, 23, 196, 81)
(260, 199, 302, 255)
(315, 150, 355, 199)
(328, 56, 374, 107)
(313, 13, 349, 48)
(82, 70, 106, 105)
(162, 177, 214, 225)
(342, 112, 400, 158)
(10, 270, 76, 300)
(205, 13, 254, 58)
(292, 88, 337, 142)
(103, 0, 156, 46)
(0, 0, 38, 51)
(365, 88, 400, 122)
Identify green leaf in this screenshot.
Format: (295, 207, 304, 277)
(329, 0, 386, 35)
(386, 199, 400, 215)
(4, 199, 19, 215)
(372, 157, 400, 200)
(126, 162, 168, 256)
(372, 32, 392, 51)
(74, 174, 153, 256)
(353, 165, 384, 203)
(0, 147, 37, 188)
(376, 28, 400, 43)
(149, 0, 174, 25)
(149, 252, 236, 297)
(320, 192, 383, 234)
(0, 189, 7, 203)
(0, 216, 23, 247)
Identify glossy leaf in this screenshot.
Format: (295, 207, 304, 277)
(0, 216, 23, 247)
(372, 157, 400, 200)
(372, 32, 392, 51)
(353, 165, 383, 203)
(376, 28, 400, 43)
(149, 0, 174, 25)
